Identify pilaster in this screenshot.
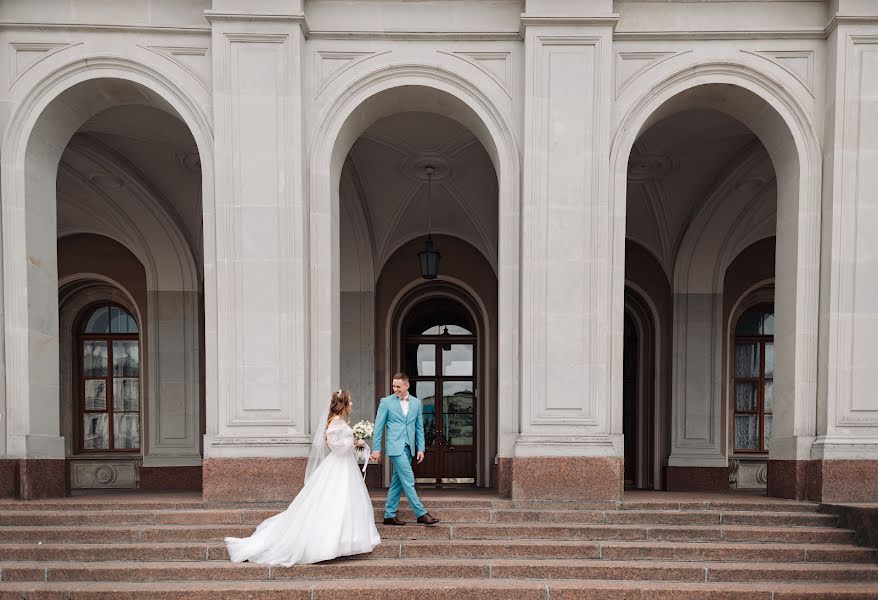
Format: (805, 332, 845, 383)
(516, 2, 620, 499)
(792, 6, 878, 502)
(202, 2, 310, 500)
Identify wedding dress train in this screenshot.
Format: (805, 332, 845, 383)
(224, 420, 381, 565)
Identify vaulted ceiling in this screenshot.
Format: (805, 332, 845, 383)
(56, 100, 776, 294)
(340, 111, 498, 287)
(70, 105, 203, 261)
(626, 108, 777, 279)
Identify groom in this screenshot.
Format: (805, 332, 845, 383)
(370, 372, 440, 526)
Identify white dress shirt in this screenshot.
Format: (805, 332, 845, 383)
(399, 395, 410, 417)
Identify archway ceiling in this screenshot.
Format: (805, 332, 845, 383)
(343, 111, 499, 277)
(59, 105, 203, 260)
(626, 109, 777, 275)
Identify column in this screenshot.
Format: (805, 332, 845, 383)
(202, 0, 310, 501)
(516, 0, 621, 500)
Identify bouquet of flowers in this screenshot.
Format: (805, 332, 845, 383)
(352, 420, 374, 464)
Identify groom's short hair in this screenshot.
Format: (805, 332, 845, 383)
(392, 371, 409, 383)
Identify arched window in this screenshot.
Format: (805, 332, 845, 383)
(78, 304, 140, 452)
(732, 304, 774, 453)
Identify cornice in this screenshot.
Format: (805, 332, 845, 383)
(3, 12, 874, 42)
(204, 10, 310, 36)
(825, 15, 878, 36)
(307, 30, 520, 41)
(0, 21, 210, 33)
(615, 14, 878, 41)
(520, 14, 619, 28)
(614, 29, 826, 41)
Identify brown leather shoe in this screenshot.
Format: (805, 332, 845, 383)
(416, 513, 439, 525)
(383, 516, 406, 526)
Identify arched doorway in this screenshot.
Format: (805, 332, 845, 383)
(402, 297, 477, 485)
(386, 280, 491, 487)
(623, 312, 638, 488)
(623, 286, 660, 490)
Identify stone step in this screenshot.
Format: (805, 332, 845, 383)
(0, 508, 838, 527)
(0, 497, 822, 513)
(441, 523, 856, 544)
(521, 499, 821, 513)
(0, 540, 873, 564)
(490, 509, 836, 526)
(1, 559, 877, 584)
(1, 579, 877, 600)
(0, 522, 855, 544)
(0, 500, 208, 513)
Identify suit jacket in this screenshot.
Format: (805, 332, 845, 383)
(372, 394, 425, 457)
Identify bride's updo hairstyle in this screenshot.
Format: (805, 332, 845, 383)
(326, 389, 351, 431)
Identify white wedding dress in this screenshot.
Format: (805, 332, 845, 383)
(225, 419, 381, 565)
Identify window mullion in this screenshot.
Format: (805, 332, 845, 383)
(107, 336, 115, 450)
(759, 339, 766, 452)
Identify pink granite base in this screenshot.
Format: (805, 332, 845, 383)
(769, 459, 878, 502)
(0, 459, 17, 498)
(497, 457, 512, 499)
(140, 466, 202, 491)
(510, 457, 622, 501)
(817, 460, 878, 503)
(768, 459, 813, 500)
(665, 466, 730, 492)
(18, 459, 67, 499)
(202, 458, 307, 502)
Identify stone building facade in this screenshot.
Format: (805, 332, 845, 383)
(1, 0, 876, 502)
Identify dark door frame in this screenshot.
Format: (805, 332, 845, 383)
(386, 280, 486, 487)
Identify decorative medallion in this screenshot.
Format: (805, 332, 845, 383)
(94, 465, 117, 485)
(402, 153, 452, 183)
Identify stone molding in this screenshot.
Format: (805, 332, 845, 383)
(820, 31, 878, 443)
(519, 21, 617, 450)
(205, 15, 309, 455)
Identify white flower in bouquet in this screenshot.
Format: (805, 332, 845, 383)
(352, 420, 374, 440)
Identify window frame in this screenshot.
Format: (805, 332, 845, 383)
(76, 302, 141, 453)
(732, 303, 774, 454)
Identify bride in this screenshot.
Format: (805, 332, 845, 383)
(225, 390, 381, 565)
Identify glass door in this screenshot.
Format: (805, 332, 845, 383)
(401, 299, 477, 485)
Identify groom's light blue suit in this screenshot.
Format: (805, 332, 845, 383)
(372, 394, 427, 519)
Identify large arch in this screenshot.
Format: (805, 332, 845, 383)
(309, 65, 521, 464)
(1, 57, 214, 493)
(610, 61, 821, 489)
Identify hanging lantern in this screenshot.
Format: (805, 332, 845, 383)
(440, 325, 452, 351)
(418, 165, 440, 280)
(418, 235, 440, 280)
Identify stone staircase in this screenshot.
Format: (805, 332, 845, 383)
(0, 492, 876, 599)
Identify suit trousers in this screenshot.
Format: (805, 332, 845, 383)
(384, 445, 426, 518)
